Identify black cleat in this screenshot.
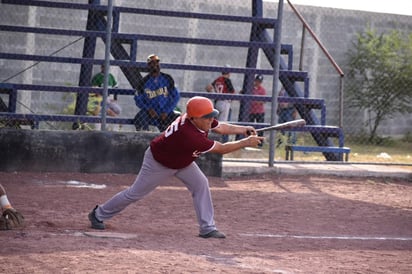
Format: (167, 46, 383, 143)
(88, 205, 105, 230)
(199, 230, 226, 239)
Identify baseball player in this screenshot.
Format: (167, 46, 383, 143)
(205, 65, 235, 122)
(0, 183, 24, 230)
(88, 96, 264, 238)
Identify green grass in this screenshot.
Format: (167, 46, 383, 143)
(224, 135, 412, 165)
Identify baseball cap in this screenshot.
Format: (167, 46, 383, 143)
(186, 96, 219, 118)
(255, 74, 264, 82)
(147, 54, 160, 63)
(222, 64, 231, 74)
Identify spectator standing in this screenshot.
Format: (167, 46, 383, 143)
(248, 74, 267, 147)
(205, 65, 235, 122)
(277, 87, 298, 146)
(133, 54, 180, 132)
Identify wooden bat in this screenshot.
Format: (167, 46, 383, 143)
(255, 119, 306, 132)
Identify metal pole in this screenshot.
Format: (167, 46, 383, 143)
(299, 26, 306, 71)
(339, 76, 344, 128)
(101, 0, 113, 131)
(269, 0, 284, 166)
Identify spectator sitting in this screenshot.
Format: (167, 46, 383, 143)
(90, 64, 121, 117)
(133, 54, 180, 132)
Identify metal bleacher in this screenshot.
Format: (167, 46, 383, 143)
(0, 0, 349, 161)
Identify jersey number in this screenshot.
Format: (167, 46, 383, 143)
(164, 119, 180, 137)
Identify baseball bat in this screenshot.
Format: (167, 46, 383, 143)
(253, 119, 306, 133)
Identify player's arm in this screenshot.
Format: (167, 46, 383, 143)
(134, 77, 149, 109)
(209, 136, 263, 154)
(224, 78, 235, 93)
(212, 122, 256, 136)
(206, 79, 216, 92)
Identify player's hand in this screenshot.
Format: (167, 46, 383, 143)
(160, 113, 167, 121)
(205, 84, 214, 92)
(245, 135, 264, 147)
(245, 126, 257, 136)
(148, 109, 158, 118)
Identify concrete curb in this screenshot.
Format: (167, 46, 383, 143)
(222, 161, 412, 180)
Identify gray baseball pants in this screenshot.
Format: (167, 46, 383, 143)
(95, 147, 217, 235)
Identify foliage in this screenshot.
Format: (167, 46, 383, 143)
(345, 28, 412, 142)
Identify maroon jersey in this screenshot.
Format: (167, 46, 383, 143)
(150, 114, 219, 169)
(212, 76, 235, 94)
(250, 85, 266, 114)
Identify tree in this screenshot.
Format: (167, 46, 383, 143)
(346, 28, 412, 142)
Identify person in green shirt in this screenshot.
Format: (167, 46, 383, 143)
(89, 65, 121, 117)
(91, 65, 118, 88)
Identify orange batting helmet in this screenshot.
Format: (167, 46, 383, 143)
(186, 96, 219, 118)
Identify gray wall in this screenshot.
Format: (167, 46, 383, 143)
(0, 0, 411, 136)
(0, 129, 222, 176)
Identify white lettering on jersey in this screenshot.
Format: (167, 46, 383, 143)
(214, 83, 224, 93)
(164, 115, 186, 138)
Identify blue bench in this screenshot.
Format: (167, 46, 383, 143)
(285, 145, 351, 161)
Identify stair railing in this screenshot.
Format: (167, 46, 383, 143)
(287, 0, 345, 128)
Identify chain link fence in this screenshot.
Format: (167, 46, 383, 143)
(0, 0, 411, 165)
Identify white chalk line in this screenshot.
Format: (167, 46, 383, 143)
(240, 233, 412, 241)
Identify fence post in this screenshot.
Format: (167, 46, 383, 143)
(269, 0, 284, 166)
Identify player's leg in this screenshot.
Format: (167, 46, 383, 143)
(256, 113, 264, 137)
(0, 184, 12, 209)
(133, 110, 150, 131)
(93, 148, 175, 222)
(175, 162, 224, 238)
(220, 100, 231, 121)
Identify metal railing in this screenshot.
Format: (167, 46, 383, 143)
(287, 0, 345, 128)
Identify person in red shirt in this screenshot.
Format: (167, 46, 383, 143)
(88, 96, 264, 239)
(205, 66, 235, 122)
(248, 74, 267, 147)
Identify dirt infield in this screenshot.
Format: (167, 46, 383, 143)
(1, 171, 411, 273)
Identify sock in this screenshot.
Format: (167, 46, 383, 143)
(0, 195, 12, 209)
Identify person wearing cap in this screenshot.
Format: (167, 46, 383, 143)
(248, 74, 267, 147)
(133, 54, 180, 132)
(88, 96, 264, 239)
(205, 65, 235, 122)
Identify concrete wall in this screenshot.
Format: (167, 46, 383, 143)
(0, 0, 411, 136)
(0, 129, 222, 177)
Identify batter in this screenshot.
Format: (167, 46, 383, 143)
(88, 96, 264, 238)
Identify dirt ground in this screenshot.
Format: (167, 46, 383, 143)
(0, 171, 411, 274)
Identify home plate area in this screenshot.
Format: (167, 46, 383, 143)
(83, 231, 138, 239)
